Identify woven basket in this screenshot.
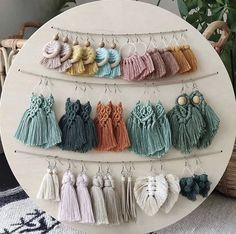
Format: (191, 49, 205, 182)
(217, 140, 236, 198)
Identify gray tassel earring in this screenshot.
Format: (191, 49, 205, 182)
(121, 163, 129, 222)
(126, 163, 136, 222)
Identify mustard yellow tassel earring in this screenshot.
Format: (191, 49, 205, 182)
(66, 37, 85, 76)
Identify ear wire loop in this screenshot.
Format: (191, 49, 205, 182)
(32, 78, 43, 96)
(73, 81, 79, 101)
(113, 83, 122, 104)
(194, 157, 206, 174)
(182, 158, 194, 177)
(161, 34, 168, 49)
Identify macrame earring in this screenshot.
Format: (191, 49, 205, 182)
(58, 162, 81, 222)
(15, 80, 47, 146)
(103, 164, 123, 224)
(79, 100, 97, 153)
(126, 163, 136, 222)
(58, 98, 86, 151)
(76, 163, 95, 224)
(193, 158, 211, 198)
(66, 37, 85, 75)
(107, 39, 121, 78)
(189, 89, 220, 149)
(90, 164, 109, 225)
(96, 38, 111, 77)
(179, 160, 199, 201)
(153, 101, 172, 156)
(94, 89, 117, 151)
(40, 33, 62, 69)
(158, 35, 180, 77)
(111, 101, 130, 151)
(180, 33, 198, 72)
(56, 35, 73, 73)
(167, 91, 205, 154)
(37, 161, 55, 200)
(169, 34, 191, 74)
(134, 162, 168, 216)
(42, 80, 62, 148)
(160, 163, 180, 214)
(146, 36, 166, 80)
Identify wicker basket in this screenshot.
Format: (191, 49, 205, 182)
(217, 141, 236, 198)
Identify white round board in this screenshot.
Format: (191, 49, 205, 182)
(1, 0, 236, 233)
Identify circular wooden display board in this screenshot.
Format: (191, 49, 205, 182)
(1, 1, 236, 233)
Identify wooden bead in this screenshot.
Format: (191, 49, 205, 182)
(99, 41, 105, 48)
(177, 96, 187, 106)
(85, 40, 90, 47)
(192, 95, 200, 104)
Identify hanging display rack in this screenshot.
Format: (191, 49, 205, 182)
(18, 69, 219, 87)
(51, 26, 188, 37)
(14, 149, 223, 164)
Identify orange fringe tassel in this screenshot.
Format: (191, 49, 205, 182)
(170, 47, 191, 74)
(111, 102, 130, 151)
(94, 101, 117, 151)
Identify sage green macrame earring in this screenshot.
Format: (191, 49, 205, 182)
(189, 90, 220, 149)
(167, 93, 205, 154)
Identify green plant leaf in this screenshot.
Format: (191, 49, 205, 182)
(177, 0, 189, 16)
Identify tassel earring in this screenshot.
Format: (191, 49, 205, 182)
(96, 39, 111, 77)
(58, 98, 86, 151)
(103, 164, 123, 224)
(107, 40, 121, 78)
(126, 163, 136, 222)
(52, 162, 60, 202)
(15, 81, 47, 146)
(193, 158, 211, 198)
(66, 37, 85, 75)
(111, 101, 130, 151)
(134, 162, 168, 216)
(40, 33, 62, 69)
(81, 38, 98, 76)
(190, 89, 220, 149)
(42, 81, 62, 148)
(76, 163, 95, 224)
(90, 164, 109, 225)
(179, 33, 198, 72)
(58, 162, 81, 222)
(56, 35, 73, 73)
(179, 160, 200, 201)
(167, 92, 206, 154)
(121, 164, 129, 222)
(79, 100, 97, 153)
(94, 99, 117, 151)
(37, 161, 55, 200)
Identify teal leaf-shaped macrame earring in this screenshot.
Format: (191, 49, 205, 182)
(189, 90, 220, 149)
(167, 93, 206, 154)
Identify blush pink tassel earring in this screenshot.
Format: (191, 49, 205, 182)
(76, 164, 95, 224)
(58, 163, 81, 222)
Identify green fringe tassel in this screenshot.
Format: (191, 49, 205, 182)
(15, 94, 48, 146)
(167, 93, 205, 154)
(79, 102, 97, 153)
(190, 91, 220, 149)
(42, 95, 62, 148)
(58, 98, 86, 151)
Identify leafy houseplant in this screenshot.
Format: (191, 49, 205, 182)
(176, 0, 236, 92)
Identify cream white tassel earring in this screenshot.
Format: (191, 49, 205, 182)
(37, 160, 55, 200)
(52, 161, 60, 202)
(134, 161, 168, 216)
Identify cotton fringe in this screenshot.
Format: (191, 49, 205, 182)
(76, 174, 95, 224)
(90, 175, 109, 225)
(181, 45, 198, 72)
(126, 174, 136, 221)
(58, 170, 81, 221)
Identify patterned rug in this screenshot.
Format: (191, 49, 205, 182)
(0, 186, 235, 234)
(0, 186, 81, 234)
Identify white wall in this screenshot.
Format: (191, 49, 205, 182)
(0, 0, 179, 39)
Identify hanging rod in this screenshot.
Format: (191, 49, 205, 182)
(18, 69, 219, 88)
(51, 26, 188, 37)
(14, 149, 223, 164)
